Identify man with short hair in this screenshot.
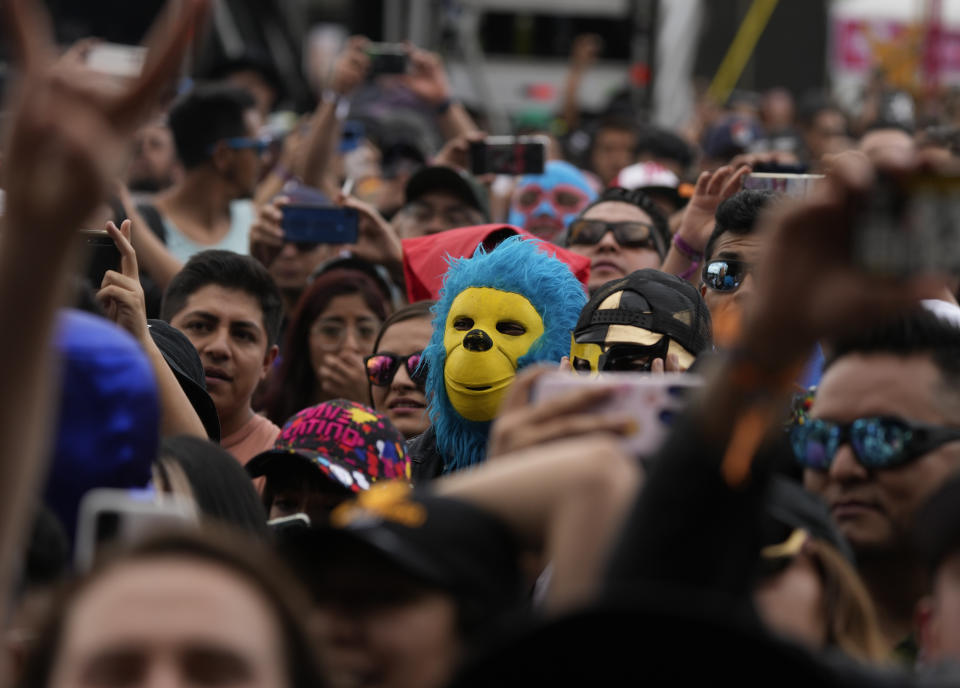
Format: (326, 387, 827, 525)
(799, 308, 960, 654)
(563, 187, 670, 293)
(162, 250, 283, 464)
(391, 166, 488, 239)
(589, 115, 639, 186)
(143, 84, 265, 264)
(698, 190, 777, 333)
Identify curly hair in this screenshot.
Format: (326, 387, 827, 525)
(422, 236, 587, 470)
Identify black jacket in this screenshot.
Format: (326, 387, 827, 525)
(407, 426, 446, 484)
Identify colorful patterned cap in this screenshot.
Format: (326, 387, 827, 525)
(246, 399, 410, 492)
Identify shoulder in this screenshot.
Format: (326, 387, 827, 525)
(407, 426, 445, 484)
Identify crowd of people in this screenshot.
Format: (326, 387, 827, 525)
(7, 0, 960, 685)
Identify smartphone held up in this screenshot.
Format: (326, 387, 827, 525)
(854, 172, 960, 276)
(532, 371, 702, 459)
(281, 205, 359, 245)
(469, 136, 548, 176)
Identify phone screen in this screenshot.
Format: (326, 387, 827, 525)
(281, 206, 359, 245)
(367, 44, 408, 75)
(469, 137, 547, 176)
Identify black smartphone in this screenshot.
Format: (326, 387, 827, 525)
(468, 136, 548, 176)
(81, 229, 121, 287)
(751, 161, 809, 175)
(854, 172, 960, 275)
(367, 43, 409, 75)
(281, 205, 359, 245)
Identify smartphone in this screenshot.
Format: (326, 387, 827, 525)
(80, 229, 121, 288)
(281, 205, 359, 245)
(85, 43, 147, 79)
(742, 173, 824, 198)
(531, 371, 702, 458)
(854, 172, 960, 276)
(367, 43, 409, 75)
(75, 489, 197, 571)
(469, 136, 548, 176)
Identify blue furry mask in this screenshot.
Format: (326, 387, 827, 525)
(422, 236, 587, 471)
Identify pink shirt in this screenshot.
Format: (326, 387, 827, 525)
(222, 413, 280, 466)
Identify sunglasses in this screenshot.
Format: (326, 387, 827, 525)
(790, 416, 960, 472)
(568, 219, 661, 252)
(598, 340, 670, 373)
(701, 259, 752, 293)
(364, 351, 427, 387)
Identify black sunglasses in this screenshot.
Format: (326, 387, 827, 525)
(364, 351, 427, 387)
(790, 416, 960, 471)
(701, 259, 752, 293)
(567, 219, 661, 253)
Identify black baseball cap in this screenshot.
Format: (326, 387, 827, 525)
(572, 269, 712, 371)
(403, 166, 490, 220)
(278, 486, 523, 614)
(147, 320, 220, 442)
(760, 476, 855, 565)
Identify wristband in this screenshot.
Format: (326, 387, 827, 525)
(672, 234, 702, 262)
(434, 97, 454, 115)
(321, 89, 341, 105)
(678, 261, 700, 281)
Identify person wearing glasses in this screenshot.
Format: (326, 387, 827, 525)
(562, 187, 670, 293)
(365, 301, 437, 439)
(795, 306, 960, 658)
(698, 189, 778, 345)
(143, 84, 267, 264)
(262, 269, 389, 426)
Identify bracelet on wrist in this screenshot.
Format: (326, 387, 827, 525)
(672, 234, 702, 262)
(434, 98, 454, 115)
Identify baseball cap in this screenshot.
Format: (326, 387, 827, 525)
(571, 269, 712, 373)
(147, 319, 220, 442)
(759, 476, 855, 565)
(404, 165, 490, 221)
(611, 161, 693, 209)
(44, 310, 159, 544)
(280, 483, 523, 615)
(246, 399, 410, 493)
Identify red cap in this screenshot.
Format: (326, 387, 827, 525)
(402, 224, 591, 302)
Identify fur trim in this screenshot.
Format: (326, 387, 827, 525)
(422, 236, 588, 471)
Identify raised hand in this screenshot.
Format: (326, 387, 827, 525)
(97, 220, 149, 343)
(1, 0, 207, 240)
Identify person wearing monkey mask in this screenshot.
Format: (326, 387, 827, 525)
(409, 236, 588, 481)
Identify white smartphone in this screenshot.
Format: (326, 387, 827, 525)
(75, 488, 197, 571)
(531, 371, 702, 458)
(86, 43, 147, 79)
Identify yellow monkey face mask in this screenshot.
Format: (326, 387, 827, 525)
(443, 287, 545, 422)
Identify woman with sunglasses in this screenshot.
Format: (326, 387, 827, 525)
(365, 301, 437, 439)
(262, 268, 389, 424)
(563, 187, 671, 292)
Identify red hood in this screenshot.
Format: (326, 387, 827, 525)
(402, 224, 591, 302)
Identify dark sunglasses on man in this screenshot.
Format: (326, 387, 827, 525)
(701, 259, 753, 293)
(567, 219, 663, 255)
(364, 351, 427, 388)
(790, 415, 960, 472)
